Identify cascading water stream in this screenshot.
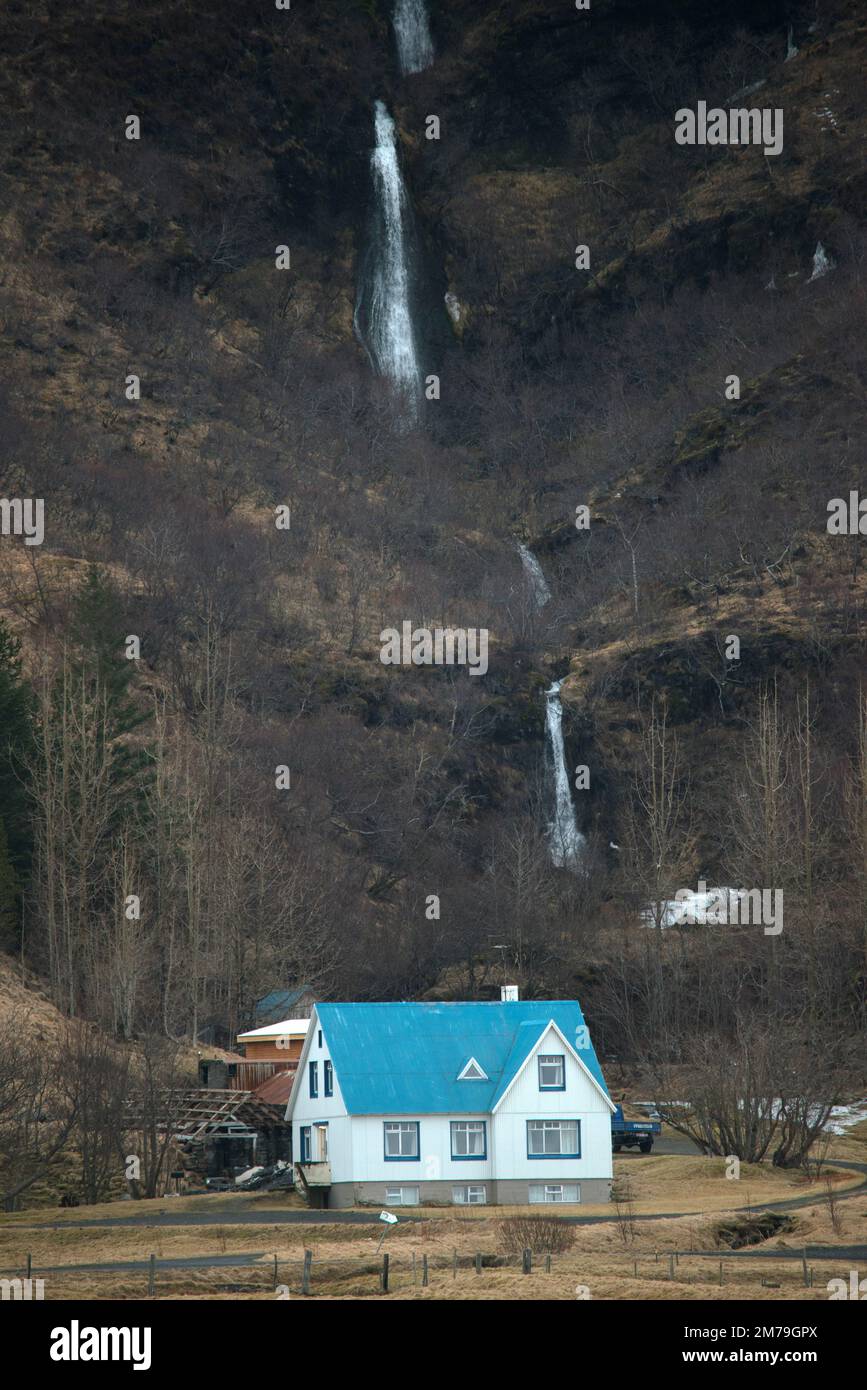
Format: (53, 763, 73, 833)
(354, 100, 422, 419)
(517, 542, 583, 867)
(517, 541, 551, 609)
(545, 680, 586, 869)
(354, 7, 432, 414)
(392, 0, 434, 75)
(808, 241, 835, 282)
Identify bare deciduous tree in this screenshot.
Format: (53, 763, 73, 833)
(0, 1014, 79, 1211)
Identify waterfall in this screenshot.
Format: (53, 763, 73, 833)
(517, 542, 551, 610)
(808, 241, 835, 282)
(393, 0, 434, 75)
(354, 4, 432, 413)
(545, 680, 586, 869)
(354, 100, 422, 419)
(519, 542, 583, 868)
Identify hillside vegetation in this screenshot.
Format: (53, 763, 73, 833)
(0, 0, 864, 1096)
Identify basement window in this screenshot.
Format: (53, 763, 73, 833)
(529, 1183, 580, 1204)
(453, 1185, 487, 1206)
(385, 1186, 419, 1206)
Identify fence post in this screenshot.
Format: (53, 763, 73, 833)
(668, 1254, 675, 1280)
(719, 1261, 723, 1286)
(412, 1252, 416, 1285)
(26, 1253, 32, 1280)
(546, 1255, 552, 1274)
(301, 1250, 312, 1296)
(453, 1249, 457, 1279)
(422, 1254, 429, 1287)
(522, 1248, 532, 1275)
(273, 1254, 278, 1291)
(381, 1254, 389, 1293)
(147, 1254, 156, 1297)
(475, 1253, 482, 1274)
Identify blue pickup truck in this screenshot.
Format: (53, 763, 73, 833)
(611, 1104, 661, 1153)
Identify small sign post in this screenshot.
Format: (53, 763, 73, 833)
(376, 1209, 398, 1254)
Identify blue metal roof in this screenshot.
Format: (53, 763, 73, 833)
(315, 1002, 608, 1115)
(254, 987, 313, 1021)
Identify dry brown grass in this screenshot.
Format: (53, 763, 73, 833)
(26, 1246, 864, 1303)
(4, 1175, 865, 1301)
(2, 1070, 863, 1301)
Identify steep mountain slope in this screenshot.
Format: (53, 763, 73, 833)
(0, 0, 864, 1057)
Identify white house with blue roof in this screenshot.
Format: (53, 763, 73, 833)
(285, 992, 614, 1208)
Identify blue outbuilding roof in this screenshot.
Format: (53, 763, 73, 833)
(253, 987, 313, 1023)
(314, 1001, 609, 1115)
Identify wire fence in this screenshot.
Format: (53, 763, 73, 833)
(2, 1247, 860, 1299)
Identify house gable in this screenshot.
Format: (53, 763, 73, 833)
(286, 1006, 347, 1123)
(492, 1020, 615, 1115)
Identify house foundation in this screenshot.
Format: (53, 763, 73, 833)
(325, 1178, 612, 1209)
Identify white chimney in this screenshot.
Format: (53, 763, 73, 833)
(501, 985, 519, 1002)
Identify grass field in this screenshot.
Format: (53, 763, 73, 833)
(1, 1132, 865, 1301)
(14, 1249, 864, 1302)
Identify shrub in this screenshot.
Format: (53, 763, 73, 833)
(497, 1216, 575, 1255)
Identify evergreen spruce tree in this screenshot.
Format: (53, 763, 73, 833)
(0, 817, 20, 953)
(67, 567, 152, 807)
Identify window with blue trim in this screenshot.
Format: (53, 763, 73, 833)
(324, 1060, 333, 1097)
(527, 1119, 580, 1158)
(299, 1126, 311, 1163)
(538, 1054, 565, 1090)
(450, 1121, 486, 1159)
(383, 1122, 419, 1160)
(309, 1060, 318, 1098)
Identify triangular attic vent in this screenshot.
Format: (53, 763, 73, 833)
(458, 1057, 488, 1081)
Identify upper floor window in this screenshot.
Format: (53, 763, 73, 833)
(538, 1054, 565, 1090)
(383, 1121, 420, 1160)
(309, 1060, 318, 1098)
(527, 1119, 580, 1158)
(324, 1060, 333, 1097)
(450, 1120, 487, 1159)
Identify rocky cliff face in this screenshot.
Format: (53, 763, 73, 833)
(0, 1, 865, 1039)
